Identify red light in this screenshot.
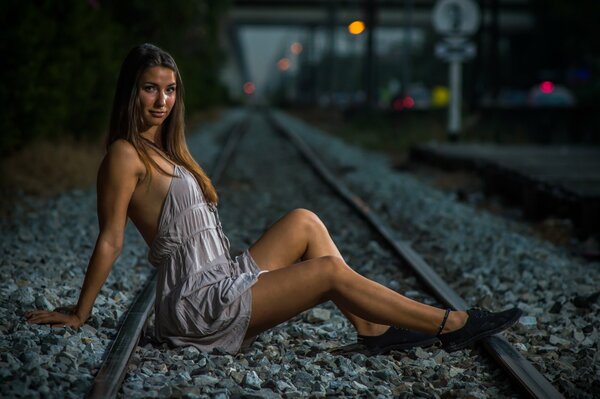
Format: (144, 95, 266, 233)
(277, 58, 291, 71)
(243, 82, 255, 95)
(290, 42, 303, 55)
(402, 96, 415, 109)
(540, 81, 555, 94)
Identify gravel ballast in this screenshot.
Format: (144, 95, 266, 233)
(121, 113, 518, 398)
(2, 108, 596, 398)
(0, 111, 242, 398)
(273, 110, 600, 398)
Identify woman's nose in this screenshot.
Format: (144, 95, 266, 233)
(155, 91, 167, 106)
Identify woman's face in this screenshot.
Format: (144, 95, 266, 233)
(137, 66, 177, 130)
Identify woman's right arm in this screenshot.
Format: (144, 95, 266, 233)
(26, 140, 143, 327)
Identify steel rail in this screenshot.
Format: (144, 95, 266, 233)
(86, 114, 251, 399)
(87, 273, 157, 399)
(266, 110, 564, 399)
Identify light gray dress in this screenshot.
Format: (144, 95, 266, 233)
(148, 164, 266, 354)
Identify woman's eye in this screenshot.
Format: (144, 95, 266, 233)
(166, 86, 176, 94)
(143, 86, 156, 92)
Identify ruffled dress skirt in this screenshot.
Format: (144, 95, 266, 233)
(148, 164, 266, 354)
(154, 249, 265, 354)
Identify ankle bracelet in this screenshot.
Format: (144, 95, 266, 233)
(437, 309, 451, 336)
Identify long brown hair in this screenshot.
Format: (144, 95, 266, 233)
(106, 43, 218, 204)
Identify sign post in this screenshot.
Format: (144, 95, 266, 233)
(432, 0, 480, 141)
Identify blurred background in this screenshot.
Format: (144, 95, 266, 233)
(1, 0, 599, 198)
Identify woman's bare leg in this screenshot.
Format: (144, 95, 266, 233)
(248, 208, 454, 336)
(244, 255, 467, 338)
(250, 209, 464, 335)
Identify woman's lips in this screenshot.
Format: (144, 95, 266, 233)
(150, 111, 166, 118)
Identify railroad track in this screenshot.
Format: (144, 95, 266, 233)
(87, 109, 563, 398)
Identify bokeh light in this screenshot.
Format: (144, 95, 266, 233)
(277, 58, 291, 71)
(243, 82, 255, 95)
(432, 86, 450, 107)
(348, 20, 365, 35)
(540, 81, 555, 94)
(290, 42, 303, 55)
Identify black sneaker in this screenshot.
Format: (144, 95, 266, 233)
(358, 327, 440, 355)
(439, 308, 522, 352)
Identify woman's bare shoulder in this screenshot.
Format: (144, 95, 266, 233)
(101, 139, 145, 178)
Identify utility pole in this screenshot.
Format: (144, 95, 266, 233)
(363, 0, 376, 109)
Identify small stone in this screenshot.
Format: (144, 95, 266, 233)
(449, 367, 465, 378)
(549, 301, 562, 313)
(311, 381, 326, 394)
(193, 374, 219, 386)
(275, 380, 295, 392)
(519, 316, 537, 327)
(173, 371, 191, 385)
(156, 363, 168, 373)
(433, 351, 446, 364)
(20, 351, 41, 370)
(34, 295, 53, 310)
(182, 346, 200, 360)
(293, 371, 314, 388)
(81, 324, 97, 335)
(352, 381, 368, 391)
(230, 370, 245, 384)
(307, 308, 331, 323)
(414, 347, 430, 359)
(211, 391, 229, 399)
(243, 370, 263, 390)
(514, 343, 528, 351)
(549, 335, 571, 346)
(10, 287, 35, 305)
(158, 385, 172, 397)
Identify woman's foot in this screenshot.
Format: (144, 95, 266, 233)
(438, 308, 522, 352)
(358, 327, 439, 355)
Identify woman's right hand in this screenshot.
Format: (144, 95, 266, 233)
(25, 309, 84, 329)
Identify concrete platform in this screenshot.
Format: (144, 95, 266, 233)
(410, 143, 600, 235)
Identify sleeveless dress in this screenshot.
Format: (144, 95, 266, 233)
(148, 164, 266, 354)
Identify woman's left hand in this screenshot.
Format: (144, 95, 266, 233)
(25, 309, 83, 329)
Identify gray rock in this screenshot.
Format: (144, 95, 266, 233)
(292, 371, 314, 388)
(193, 374, 219, 386)
(307, 308, 331, 323)
(414, 347, 430, 359)
(549, 335, 571, 346)
(34, 295, 53, 310)
(519, 316, 537, 326)
(10, 287, 35, 305)
(275, 380, 296, 392)
(243, 370, 263, 390)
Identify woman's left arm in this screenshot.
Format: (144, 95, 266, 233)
(26, 140, 142, 328)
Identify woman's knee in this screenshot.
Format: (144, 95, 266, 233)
(287, 208, 326, 236)
(315, 255, 350, 284)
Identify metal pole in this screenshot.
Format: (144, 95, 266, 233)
(327, 3, 336, 106)
(402, 0, 414, 97)
(363, 0, 375, 109)
(448, 60, 462, 141)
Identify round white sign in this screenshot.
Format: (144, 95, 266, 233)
(432, 0, 481, 37)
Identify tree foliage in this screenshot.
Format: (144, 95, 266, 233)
(1, 0, 230, 154)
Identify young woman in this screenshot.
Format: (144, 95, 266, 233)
(26, 44, 521, 355)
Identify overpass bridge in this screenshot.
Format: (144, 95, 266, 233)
(220, 0, 534, 104)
